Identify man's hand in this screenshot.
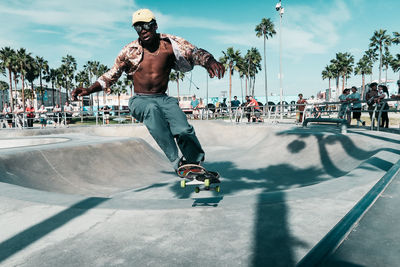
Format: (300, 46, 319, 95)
(71, 87, 91, 101)
(207, 58, 225, 79)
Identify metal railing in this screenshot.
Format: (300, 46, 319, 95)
(1, 99, 399, 132)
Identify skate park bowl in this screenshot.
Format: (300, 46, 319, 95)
(0, 121, 399, 266)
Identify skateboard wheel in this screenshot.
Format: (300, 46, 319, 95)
(204, 179, 210, 187)
(195, 187, 200, 193)
(215, 186, 220, 193)
(180, 180, 186, 188)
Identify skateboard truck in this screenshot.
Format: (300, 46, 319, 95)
(180, 178, 221, 193)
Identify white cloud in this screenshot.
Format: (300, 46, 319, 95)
(0, 0, 137, 68)
(0, 0, 134, 28)
(181, 0, 353, 61)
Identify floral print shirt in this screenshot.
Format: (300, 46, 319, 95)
(97, 33, 215, 90)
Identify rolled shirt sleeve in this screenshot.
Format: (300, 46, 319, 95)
(97, 47, 130, 90)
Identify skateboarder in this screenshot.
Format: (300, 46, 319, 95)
(72, 8, 225, 172)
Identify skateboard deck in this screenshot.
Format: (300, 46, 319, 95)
(177, 164, 221, 193)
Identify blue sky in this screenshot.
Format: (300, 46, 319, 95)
(1, 0, 399, 101)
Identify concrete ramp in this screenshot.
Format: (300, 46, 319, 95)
(0, 123, 395, 199)
(0, 138, 172, 197)
(0, 123, 399, 266)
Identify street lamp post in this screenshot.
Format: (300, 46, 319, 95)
(206, 70, 209, 120)
(276, 0, 284, 120)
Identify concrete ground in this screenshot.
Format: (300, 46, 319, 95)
(0, 121, 399, 266)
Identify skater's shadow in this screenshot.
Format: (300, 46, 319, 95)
(192, 196, 223, 207)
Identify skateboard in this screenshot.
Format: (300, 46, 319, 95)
(177, 164, 221, 193)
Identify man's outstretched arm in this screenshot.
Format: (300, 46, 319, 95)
(71, 81, 103, 101)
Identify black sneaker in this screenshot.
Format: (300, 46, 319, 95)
(173, 156, 187, 172)
(178, 157, 188, 168)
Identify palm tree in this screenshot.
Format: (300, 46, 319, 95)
(123, 74, 134, 97)
(75, 70, 90, 121)
(354, 55, 373, 98)
(0, 80, 9, 108)
(0, 62, 5, 77)
(60, 55, 77, 101)
(44, 68, 59, 107)
(25, 57, 39, 104)
(332, 52, 354, 91)
(369, 29, 392, 83)
(83, 61, 99, 84)
(98, 64, 109, 108)
(0, 64, 5, 105)
(382, 51, 393, 86)
(55, 68, 65, 106)
(15, 48, 34, 110)
(255, 18, 276, 105)
(236, 56, 247, 100)
(236, 55, 249, 96)
(11, 64, 20, 107)
(244, 48, 262, 97)
(110, 80, 127, 117)
(392, 31, 400, 45)
(390, 54, 400, 80)
(364, 48, 378, 83)
(35, 56, 49, 105)
(23, 88, 34, 101)
(329, 59, 341, 99)
(0, 47, 16, 111)
(169, 70, 185, 98)
(321, 64, 335, 101)
(391, 32, 400, 80)
(220, 47, 241, 106)
(83, 60, 100, 110)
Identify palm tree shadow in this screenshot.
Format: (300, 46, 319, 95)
(0, 197, 108, 264)
(277, 130, 400, 178)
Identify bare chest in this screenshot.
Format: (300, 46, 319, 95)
(138, 41, 174, 73)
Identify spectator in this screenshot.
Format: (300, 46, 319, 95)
(348, 86, 365, 126)
(248, 96, 262, 122)
(38, 104, 47, 128)
(2, 102, 12, 128)
(312, 104, 322, 119)
(366, 82, 378, 121)
(14, 104, 24, 129)
(190, 95, 199, 119)
(231, 96, 240, 109)
(63, 101, 73, 126)
(101, 105, 111, 124)
(25, 103, 35, 128)
(214, 100, 220, 118)
(339, 88, 351, 123)
(231, 96, 241, 123)
(198, 98, 205, 119)
(377, 85, 389, 128)
(296, 93, 307, 123)
(244, 96, 252, 122)
(53, 104, 62, 127)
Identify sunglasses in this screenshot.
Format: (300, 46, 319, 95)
(133, 21, 156, 32)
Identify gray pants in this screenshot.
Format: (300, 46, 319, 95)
(128, 94, 205, 164)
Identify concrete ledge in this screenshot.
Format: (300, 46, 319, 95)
(303, 118, 347, 127)
(297, 159, 400, 266)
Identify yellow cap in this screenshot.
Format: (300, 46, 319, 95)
(132, 9, 156, 25)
